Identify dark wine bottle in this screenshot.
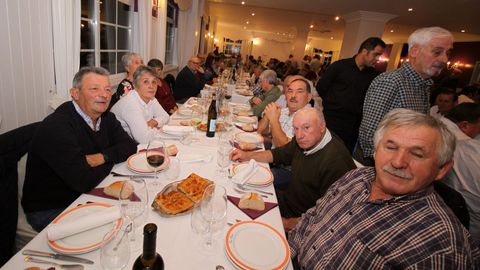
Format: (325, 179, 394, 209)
(132, 223, 164, 270)
(232, 68, 236, 82)
(206, 93, 217, 137)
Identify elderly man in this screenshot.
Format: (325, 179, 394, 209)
(357, 27, 454, 165)
(440, 103, 480, 243)
(110, 52, 144, 109)
(250, 69, 282, 117)
(431, 87, 458, 116)
(289, 109, 480, 269)
(258, 77, 312, 148)
(317, 37, 385, 152)
(231, 108, 355, 229)
(174, 56, 206, 103)
(250, 64, 266, 97)
(22, 67, 137, 231)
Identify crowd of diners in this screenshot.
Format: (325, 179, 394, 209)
(14, 25, 480, 268)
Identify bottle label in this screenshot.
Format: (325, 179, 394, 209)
(208, 119, 216, 132)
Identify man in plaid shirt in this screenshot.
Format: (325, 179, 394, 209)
(289, 109, 479, 269)
(357, 27, 453, 165)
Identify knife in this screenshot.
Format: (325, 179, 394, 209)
(22, 249, 94, 265)
(111, 171, 155, 178)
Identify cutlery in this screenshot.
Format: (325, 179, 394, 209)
(22, 250, 93, 264)
(233, 187, 268, 198)
(24, 256, 85, 270)
(111, 172, 154, 178)
(114, 223, 132, 251)
(235, 184, 274, 196)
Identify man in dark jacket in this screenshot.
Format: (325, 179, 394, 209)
(173, 56, 206, 103)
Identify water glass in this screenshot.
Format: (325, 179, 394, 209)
(165, 157, 180, 181)
(119, 179, 148, 251)
(200, 184, 227, 249)
(217, 135, 231, 177)
(100, 227, 130, 270)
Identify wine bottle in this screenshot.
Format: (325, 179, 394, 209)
(206, 93, 217, 137)
(132, 223, 164, 270)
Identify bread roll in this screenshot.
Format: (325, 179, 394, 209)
(104, 181, 134, 199)
(238, 192, 265, 211)
(243, 123, 254, 132)
(237, 110, 250, 116)
(166, 144, 178, 156)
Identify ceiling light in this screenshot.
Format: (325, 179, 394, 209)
(461, 29, 466, 33)
(334, 16, 340, 21)
(330, 37, 333, 40)
(277, 32, 280, 35)
(243, 26, 247, 29)
(241, 1, 245, 4)
(246, 21, 249, 24)
(408, 8, 413, 11)
(390, 29, 394, 33)
(251, 13, 255, 16)
(310, 24, 314, 28)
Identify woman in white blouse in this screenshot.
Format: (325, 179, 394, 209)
(111, 66, 170, 143)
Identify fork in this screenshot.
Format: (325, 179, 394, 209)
(234, 186, 272, 197)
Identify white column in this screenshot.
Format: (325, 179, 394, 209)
(291, 29, 309, 62)
(339, 10, 397, 60)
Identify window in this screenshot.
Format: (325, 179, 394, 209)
(80, 0, 132, 74)
(223, 38, 242, 55)
(165, 0, 179, 65)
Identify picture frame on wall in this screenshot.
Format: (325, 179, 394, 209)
(152, 0, 158, 18)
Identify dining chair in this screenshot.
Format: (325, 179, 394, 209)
(0, 122, 39, 266)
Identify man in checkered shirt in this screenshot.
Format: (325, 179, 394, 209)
(289, 109, 480, 269)
(356, 27, 454, 165)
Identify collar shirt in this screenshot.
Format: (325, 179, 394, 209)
(441, 117, 480, 243)
(359, 64, 433, 158)
(72, 100, 101, 131)
(289, 167, 480, 269)
(110, 90, 170, 144)
(252, 81, 263, 97)
(303, 128, 332, 155)
(275, 94, 287, 108)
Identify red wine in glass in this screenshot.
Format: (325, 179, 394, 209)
(147, 154, 164, 168)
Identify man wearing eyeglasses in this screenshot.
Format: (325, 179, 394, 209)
(173, 56, 206, 103)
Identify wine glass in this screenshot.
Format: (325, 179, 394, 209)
(200, 184, 227, 249)
(100, 224, 130, 270)
(146, 137, 166, 187)
(217, 133, 231, 177)
(119, 179, 148, 251)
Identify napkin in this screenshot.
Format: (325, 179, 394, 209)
(227, 195, 278, 219)
(86, 188, 141, 201)
(177, 153, 212, 163)
(232, 160, 258, 185)
(47, 206, 121, 241)
(163, 125, 194, 134)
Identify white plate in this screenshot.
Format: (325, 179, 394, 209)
(230, 103, 251, 111)
(233, 163, 273, 187)
(176, 108, 193, 116)
(127, 152, 170, 174)
(234, 116, 256, 124)
(225, 221, 290, 270)
(48, 203, 122, 254)
(234, 132, 263, 144)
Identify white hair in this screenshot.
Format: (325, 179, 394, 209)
(408, 27, 453, 50)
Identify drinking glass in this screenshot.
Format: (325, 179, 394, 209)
(216, 134, 231, 177)
(100, 225, 130, 270)
(119, 179, 148, 251)
(200, 184, 227, 249)
(165, 157, 180, 181)
(146, 138, 166, 187)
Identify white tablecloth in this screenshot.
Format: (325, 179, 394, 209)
(4, 103, 292, 270)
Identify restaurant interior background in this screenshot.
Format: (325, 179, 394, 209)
(1, 0, 479, 134)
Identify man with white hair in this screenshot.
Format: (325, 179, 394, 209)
(250, 69, 282, 117)
(357, 27, 454, 165)
(290, 109, 479, 269)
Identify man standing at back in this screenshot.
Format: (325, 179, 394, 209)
(316, 37, 385, 152)
(357, 27, 454, 165)
(23, 67, 137, 231)
(174, 56, 206, 103)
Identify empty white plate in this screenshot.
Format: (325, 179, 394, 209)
(234, 132, 263, 144)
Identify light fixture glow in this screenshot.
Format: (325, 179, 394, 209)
(330, 37, 333, 40)
(241, 1, 245, 4)
(334, 16, 340, 21)
(246, 21, 249, 24)
(310, 24, 314, 28)
(461, 29, 466, 33)
(251, 13, 255, 16)
(243, 26, 247, 29)
(408, 8, 413, 11)
(390, 29, 394, 33)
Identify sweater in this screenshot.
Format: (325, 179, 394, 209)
(22, 102, 137, 212)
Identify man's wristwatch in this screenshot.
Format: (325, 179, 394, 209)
(102, 153, 110, 163)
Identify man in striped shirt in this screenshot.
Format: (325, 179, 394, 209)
(289, 109, 479, 269)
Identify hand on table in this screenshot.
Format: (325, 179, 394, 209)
(147, 119, 158, 128)
(230, 148, 250, 162)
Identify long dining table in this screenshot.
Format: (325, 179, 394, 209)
(3, 97, 292, 270)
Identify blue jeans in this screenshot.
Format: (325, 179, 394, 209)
(26, 208, 64, 232)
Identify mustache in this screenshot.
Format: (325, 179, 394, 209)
(289, 97, 297, 103)
(382, 164, 413, 180)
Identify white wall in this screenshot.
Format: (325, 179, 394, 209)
(0, 0, 56, 134)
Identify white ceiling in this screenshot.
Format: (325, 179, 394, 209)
(208, 0, 480, 43)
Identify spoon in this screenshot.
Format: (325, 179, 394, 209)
(113, 223, 132, 251)
(24, 256, 84, 270)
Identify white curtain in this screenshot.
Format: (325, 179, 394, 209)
(49, 0, 80, 108)
(132, 0, 152, 61)
(177, 0, 199, 69)
(151, 0, 167, 62)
